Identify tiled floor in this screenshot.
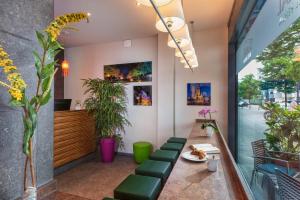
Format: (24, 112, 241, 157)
(54, 155, 137, 200)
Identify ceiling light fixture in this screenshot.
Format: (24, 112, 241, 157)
(136, 0, 173, 7)
(155, 0, 185, 32)
(167, 24, 190, 48)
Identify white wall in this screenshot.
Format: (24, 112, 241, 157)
(64, 36, 158, 153)
(64, 27, 228, 154)
(174, 27, 228, 139)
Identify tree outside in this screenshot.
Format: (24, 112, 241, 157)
(238, 74, 261, 103)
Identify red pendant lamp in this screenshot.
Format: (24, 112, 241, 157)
(61, 60, 70, 77)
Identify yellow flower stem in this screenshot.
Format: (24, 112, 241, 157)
(0, 80, 17, 90)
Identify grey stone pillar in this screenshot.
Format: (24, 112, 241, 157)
(0, 1, 54, 199)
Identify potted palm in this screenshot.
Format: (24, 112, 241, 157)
(83, 78, 130, 162)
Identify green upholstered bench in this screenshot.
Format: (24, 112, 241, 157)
(167, 137, 187, 144)
(135, 160, 172, 184)
(114, 174, 161, 200)
(160, 142, 184, 152)
(133, 142, 153, 164)
(149, 150, 179, 166)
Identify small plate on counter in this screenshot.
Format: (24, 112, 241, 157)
(181, 151, 207, 162)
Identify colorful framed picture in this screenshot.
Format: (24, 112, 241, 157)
(133, 86, 152, 106)
(104, 61, 152, 83)
(187, 83, 211, 106)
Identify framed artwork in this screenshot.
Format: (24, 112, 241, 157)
(187, 83, 211, 106)
(133, 86, 152, 106)
(104, 61, 152, 83)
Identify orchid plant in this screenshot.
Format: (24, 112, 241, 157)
(198, 108, 218, 131)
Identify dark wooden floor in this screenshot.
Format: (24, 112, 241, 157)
(42, 192, 91, 200)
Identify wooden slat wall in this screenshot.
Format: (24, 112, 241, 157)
(54, 110, 96, 168)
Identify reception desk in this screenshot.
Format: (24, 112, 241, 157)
(158, 121, 252, 200)
(54, 110, 96, 168)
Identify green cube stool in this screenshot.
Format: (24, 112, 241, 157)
(160, 142, 184, 152)
(149, 150, 179, 166)
(133, 142, 153, 164)
(135, 160, 172, 184)
(114, 174, 161, 200)
(167, 137, 187, 144)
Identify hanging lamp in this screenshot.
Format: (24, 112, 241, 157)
(167, 24, 191, 48)
(175, 43, 194, 58)
(61, 60, 70, 77)
(155, 0, 185, 32)
(136, 0, 173, 7)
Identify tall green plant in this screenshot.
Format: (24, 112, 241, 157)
(83, 79, 130, 145)
(263, 103, 300, 153)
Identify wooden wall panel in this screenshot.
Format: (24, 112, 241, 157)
(54, 110, 96, 168)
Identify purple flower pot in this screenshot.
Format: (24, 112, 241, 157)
(99, 138, 116, 163)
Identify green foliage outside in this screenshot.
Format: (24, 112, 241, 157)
(83, 78, 131, 148)
(238, 74, 261, 102)
(257, 18, 300, 107)
(262, 103, 300, 153)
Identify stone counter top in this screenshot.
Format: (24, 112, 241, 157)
(158, 121, 252, 200)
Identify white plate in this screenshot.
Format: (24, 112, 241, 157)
(181, 151, 207, 162)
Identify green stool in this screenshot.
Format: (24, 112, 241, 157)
(149, 150, 179, 166)
(133, 141, 153, 164)
(135, 160, 172, 184)
(167, 137, 187, 144)
(114, 174, 161, 200)
(160, 142, 184, 152)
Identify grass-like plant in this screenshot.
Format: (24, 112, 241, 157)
(83, 78, 130, 148)
(0, 13, 89, 193)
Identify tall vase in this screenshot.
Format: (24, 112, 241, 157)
(23, 187, 37, 200)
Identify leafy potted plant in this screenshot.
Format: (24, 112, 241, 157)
(262, 102, 300, 167)
(263, 102, 300, 153)
(0, 13, 89, 199)
(198, 108, 218, 136)
(83, 78, 130, 162)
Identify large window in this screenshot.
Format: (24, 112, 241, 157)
(237, 17, 300, 199)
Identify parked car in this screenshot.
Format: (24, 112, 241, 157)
(238, 101, 249, 107)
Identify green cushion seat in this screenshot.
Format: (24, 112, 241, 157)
(114, 174, 161, 200)
(149, 150, 179, 166)
(135, 160, 172, 184)
(133, 141, 153, 164)
(160, 142, 184, 152)
(167, 137, 187, 144)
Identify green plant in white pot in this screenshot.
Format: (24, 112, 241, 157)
(83, 78, 130, 162)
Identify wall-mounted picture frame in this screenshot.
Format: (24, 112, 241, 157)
(104, 61, 152, 83)
(133, 86, 152, 106)
(187, 83, 211, 106)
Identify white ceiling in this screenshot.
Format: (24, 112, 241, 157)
(54, 0, 235, 47)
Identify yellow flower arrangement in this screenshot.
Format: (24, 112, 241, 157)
(0, 13, 90, 191)
(45, 12, 89, 41)
(0, 46, 26, 101)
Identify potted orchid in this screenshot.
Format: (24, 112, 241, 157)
(198, 108, 218, 136)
